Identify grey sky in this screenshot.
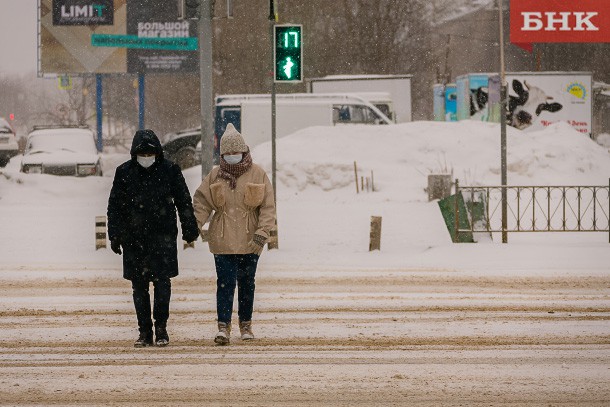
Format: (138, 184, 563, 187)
(0, 0, 37, 75)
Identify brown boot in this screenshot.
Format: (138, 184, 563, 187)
(239, 320, 254, 340)
(214, 322, 231, 345)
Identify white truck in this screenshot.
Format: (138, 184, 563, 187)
(212, 93, 393, 159)
(307, 74, 413, 123)
(169, 93, 394, 168)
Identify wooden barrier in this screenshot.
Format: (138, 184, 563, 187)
(95, 216, 107, 250)
(427, 174, 452, 201)
(369, 216, 382, 251)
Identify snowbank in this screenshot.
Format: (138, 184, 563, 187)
(1, 120, 609, 274)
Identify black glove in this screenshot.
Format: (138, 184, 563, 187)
(182, 228, 200, 244)
(110, 240, 122, 255)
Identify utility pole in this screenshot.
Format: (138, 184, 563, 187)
(269, 0, 277, 204)
(199, 0, 214, 178)
(268, 0, 279, 250)
(498, 0, 508, 243)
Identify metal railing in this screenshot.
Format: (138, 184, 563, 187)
(455, 179, 610, 242)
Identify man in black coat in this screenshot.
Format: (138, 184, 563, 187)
(107, 129, 200, 347)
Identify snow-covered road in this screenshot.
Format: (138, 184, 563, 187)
(1, 265, 608, 405)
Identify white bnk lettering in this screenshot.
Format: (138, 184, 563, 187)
(522, 11, 600, 32)
(574, 12, 599, 31)
(522, 12, 543, 31)
(545, 12, 571, 31)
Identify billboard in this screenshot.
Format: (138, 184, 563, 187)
(39, 0, 198, 74)
(126, 0, 199, 73)
(505, 72, 592, 135)
(510, 0, 610, 44)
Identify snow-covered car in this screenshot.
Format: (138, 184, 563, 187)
(162, 127, 201, 170)
(20, 126, 102, 176)
(0, 117, 19, 167)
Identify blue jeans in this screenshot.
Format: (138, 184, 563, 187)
(214, 254, 259, 324)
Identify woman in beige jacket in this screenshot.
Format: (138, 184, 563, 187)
(193, 123, 276, 345)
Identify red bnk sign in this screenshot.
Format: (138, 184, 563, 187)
(510, 0, 610, 43)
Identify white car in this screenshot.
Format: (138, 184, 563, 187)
(0, 117, 19, 167)
(20, 126, 102, 176)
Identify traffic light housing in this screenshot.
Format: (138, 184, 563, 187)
(178, 0, 200, 20)
(274, 24, 303, 83)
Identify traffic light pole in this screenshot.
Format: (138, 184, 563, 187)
(199, 0, 214, 179)
(269, 0, 277, 204)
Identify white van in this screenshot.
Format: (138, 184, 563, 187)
(213, 93, 393, 159)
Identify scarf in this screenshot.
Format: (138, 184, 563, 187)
(218, 151, 253, 189)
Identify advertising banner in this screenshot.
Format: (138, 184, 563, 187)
(433, 84, 445, 121)
(510, 0, 610, 44)
(445, 84, 457, 122)
(505, 72, 592, 135)
(41, 0, 127, 73)
(52, 0, 114, 26)
(39, 0, 198, 74)
(468, 74, 490, 122)
(126, 0, 199, 73)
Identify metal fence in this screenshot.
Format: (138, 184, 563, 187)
(456, 180, 610, 241)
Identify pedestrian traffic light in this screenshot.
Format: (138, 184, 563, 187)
(9, 113, 14, 121)
(274, 24, 302, 83)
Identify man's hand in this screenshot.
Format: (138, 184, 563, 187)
(110, 240, 122, 255)
(182, 231, 199, 244)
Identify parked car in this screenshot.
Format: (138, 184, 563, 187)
(20, 125, 102, 176)
(162, 127, 201, 170)
(164, 93, 393, 170)
(0, 117, 19, 167)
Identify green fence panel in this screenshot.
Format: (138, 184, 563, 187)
(438, 193, 474, 243)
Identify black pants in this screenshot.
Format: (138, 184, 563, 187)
(214, 254, 259, 324)
(131, 277, 171, 333)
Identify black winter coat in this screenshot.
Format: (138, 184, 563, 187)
(107, 130, 200, 281)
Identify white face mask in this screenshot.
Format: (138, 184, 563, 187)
(137, 155, 156, 168)
(223, 153, 243, 165)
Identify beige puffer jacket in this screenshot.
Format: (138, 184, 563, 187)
(193, 164, 276, 254)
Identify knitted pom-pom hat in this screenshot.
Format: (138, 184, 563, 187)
(219, 123, 248, 155)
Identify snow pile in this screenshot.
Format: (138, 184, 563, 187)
(1, 120, 609, 272)
(250, 120, 610, 200)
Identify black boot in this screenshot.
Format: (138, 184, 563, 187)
(155, 324, 169, 347)
(134, 330, 153, 348)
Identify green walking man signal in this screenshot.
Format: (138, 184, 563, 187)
(274, 24, 303, 83)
